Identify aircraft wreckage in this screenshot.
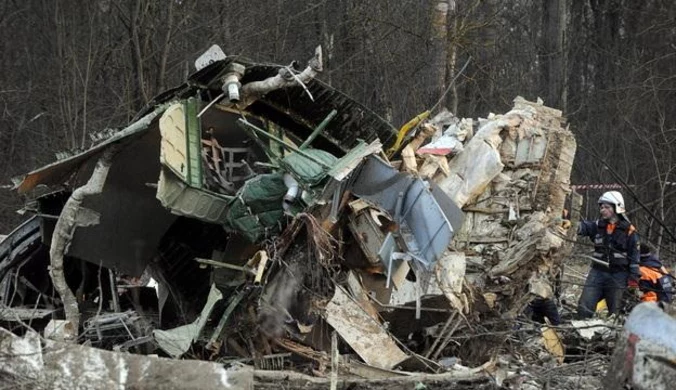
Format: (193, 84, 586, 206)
(0, 45, 578, 388)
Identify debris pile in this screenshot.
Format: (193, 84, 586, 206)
(0, 45, 588, 388)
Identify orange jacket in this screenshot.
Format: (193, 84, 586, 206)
(639, 264, 672, 303)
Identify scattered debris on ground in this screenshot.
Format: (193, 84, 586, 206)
(0, 44, 645, 389)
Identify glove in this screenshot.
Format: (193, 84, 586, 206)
(627, 279, 641, 299)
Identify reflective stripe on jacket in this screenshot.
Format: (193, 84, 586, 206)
(589, 220, 636, 268)
(638, 253, 673, 303)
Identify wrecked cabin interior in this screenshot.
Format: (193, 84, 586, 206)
(0, 44, 578, 378)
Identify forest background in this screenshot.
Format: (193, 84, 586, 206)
(1, 0, 674, 251)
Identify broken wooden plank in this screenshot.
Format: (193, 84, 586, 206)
(323, 287, 408, 370)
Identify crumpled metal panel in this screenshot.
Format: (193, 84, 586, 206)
(156, 169, 232, 225)
(350, 156, 465, 269)
(14, 104, 168, 194)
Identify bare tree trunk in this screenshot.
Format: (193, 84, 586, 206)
(130, 0, 148, 108)
(542, 0, 567, 111)
(430, 0, 449, 110)
(49, 146, 119, 340)
(448, 1, 458, 114)
(157, 0, 175, 93)
(80, 10, 98, 148)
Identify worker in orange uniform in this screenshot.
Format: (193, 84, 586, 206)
(633, 243, 673, 304)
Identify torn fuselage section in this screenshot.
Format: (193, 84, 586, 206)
(1, 44, 403, 358)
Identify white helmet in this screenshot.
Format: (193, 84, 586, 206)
(598, 191, 626, 214)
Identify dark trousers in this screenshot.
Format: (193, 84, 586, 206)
(529, 298, 561, 325)
(577, 266, 628, 318)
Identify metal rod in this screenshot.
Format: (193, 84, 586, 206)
(419, 222, 449, 259)
(415, 279, 422, 320)
(108, 269, 120, 312)
(300, 109, 337, 149)
(236, 119, 333, 169)
(400, 185, 426, 222)
(207, 289, 247, 349)
(195, 257, 256, 274)
(197, 92, 226, 117)
(330, 331, 339, 390)
(579, 255, 610, 268)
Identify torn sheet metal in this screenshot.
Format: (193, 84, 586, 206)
(350, 155, 464, 269)
(324, 287, 408, 369)
(13, 104, 170, 194)
(156, 168, 232, 224)
(281, 148, 337, 187)
(0, 329, 253, 390)
(66, 129, 178, 276)
(153, 284, 223, 358)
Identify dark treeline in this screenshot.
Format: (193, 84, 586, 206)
(1, 0, 675, 249)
